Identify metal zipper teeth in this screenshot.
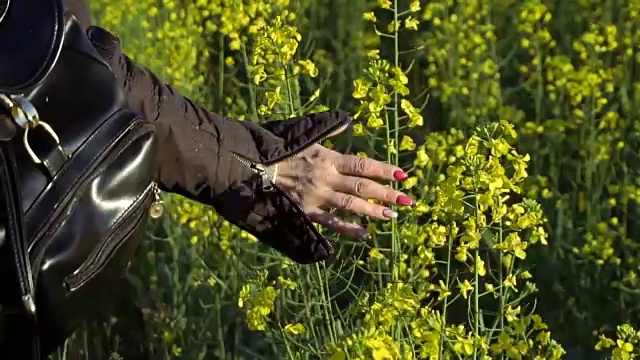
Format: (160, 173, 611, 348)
(232, 116, 352, 170)
(0, 147, 36, 313)
(231, 119, 351, 189)
(265, 120, 351, 167)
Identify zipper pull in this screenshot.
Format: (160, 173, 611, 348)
(230, 152, 277, 192)
(149, 182, 164, 218)
(250, 163, 275, 192)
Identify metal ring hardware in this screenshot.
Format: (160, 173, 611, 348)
(0, 94, 63, 164)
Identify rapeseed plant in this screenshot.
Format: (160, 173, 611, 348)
(48, 0, 640, 358)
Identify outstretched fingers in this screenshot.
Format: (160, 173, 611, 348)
(330, 175, 412, 207)
(325, 191, 399, 220)
(334, 154, 409, 182)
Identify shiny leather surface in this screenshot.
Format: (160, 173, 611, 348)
(0, 0, 9, 24)
(1, 3, 159, 354)
(0, 0, 64, 94)
(20, 18, 126, 213)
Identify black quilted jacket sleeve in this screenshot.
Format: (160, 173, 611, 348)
(63, 0, 350, 264)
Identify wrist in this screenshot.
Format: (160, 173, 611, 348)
(266, 163, 279, 184)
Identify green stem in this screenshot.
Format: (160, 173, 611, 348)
(215, 293, 227, 356)
(241, 44, 259, 120)
(439, 232, 454, 360)
(390, 0, 401, 284)
(282, 327, 296, 360)
(298, 272, 320, 349)
(473, 180, 480, 360)
(393, 1, 400, 170)
(274, 40, 297, 117)
(285, 69, 297, 117)
(315, 263, 337, 344)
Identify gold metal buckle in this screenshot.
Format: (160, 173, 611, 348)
(0, 94, 62, 164)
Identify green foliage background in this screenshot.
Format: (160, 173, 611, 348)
(49, 0, 640, 359)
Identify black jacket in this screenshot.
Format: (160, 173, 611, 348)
(63, 0, 350, 264)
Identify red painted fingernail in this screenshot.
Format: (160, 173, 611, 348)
(393, 170, 408, 181)
(396, 195, 413, 206)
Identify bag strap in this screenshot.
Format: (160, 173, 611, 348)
(0, 0, 70, 356)
(0, 95, 42, 359)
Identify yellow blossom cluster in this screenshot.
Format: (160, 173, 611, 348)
(74, 0, 640, 358)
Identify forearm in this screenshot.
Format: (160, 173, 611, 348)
(87, 27, 284, 204)
(83, 24, 345, 264)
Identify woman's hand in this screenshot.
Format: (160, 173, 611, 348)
(275, 142, 413, 239)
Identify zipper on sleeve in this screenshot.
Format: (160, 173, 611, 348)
(231, 153, 277, 192)
(230, 117, 351, 192)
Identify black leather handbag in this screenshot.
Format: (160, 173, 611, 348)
(0, 0, 160, 358)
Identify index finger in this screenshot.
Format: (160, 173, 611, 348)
(335, 154, 408, 182)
